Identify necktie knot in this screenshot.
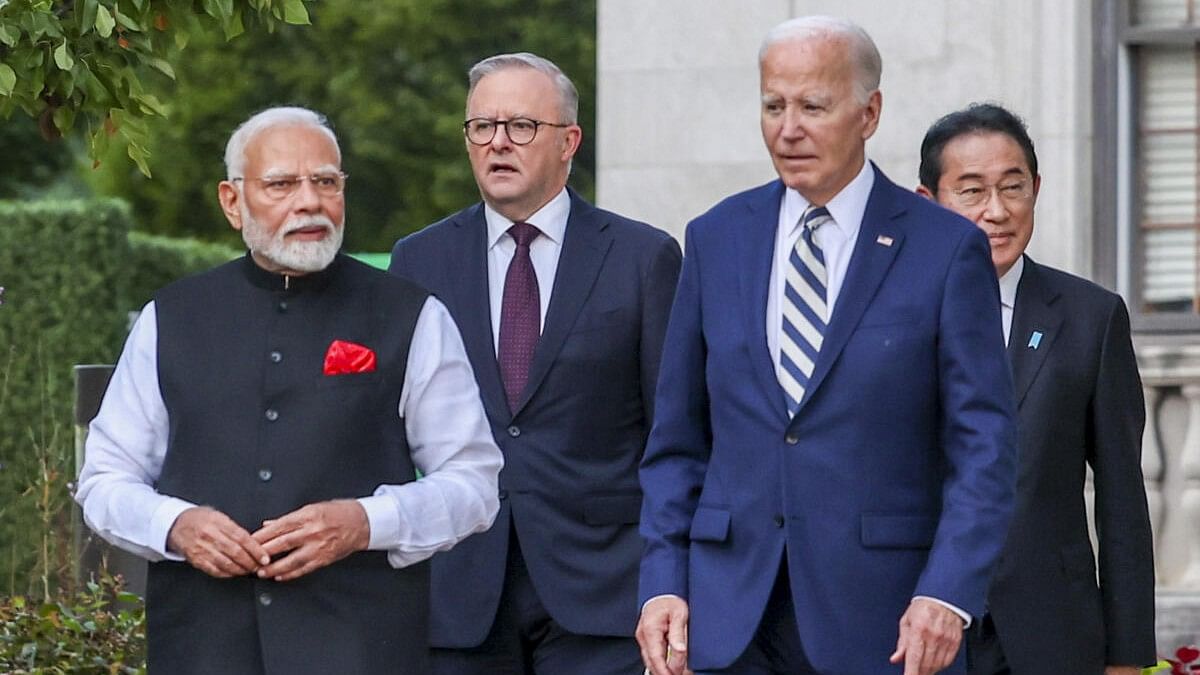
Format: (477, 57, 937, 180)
(802, 205, 831, 233)
(509, 222, 541, 248)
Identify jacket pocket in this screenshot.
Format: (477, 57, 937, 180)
(860, 513, 938, 549)
(582, 493, 642, 525)
(689, 507, 731, 543)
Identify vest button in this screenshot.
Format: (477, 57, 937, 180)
(269, 351, 282, 363)
(258, 592, 272, 606)
(277, 301, 288, 312)
(785, 434, 799, 445)
(507, 425, 520, 438)
(265, 409, 279, 422)
(258, 469, 272, 482)
(774, 515, 785, 528)
(498, 489, 508, 500)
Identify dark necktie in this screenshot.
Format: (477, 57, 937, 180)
(498, 222, 541, 413)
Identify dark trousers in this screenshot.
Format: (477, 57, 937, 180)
(695, 556, 817, 675)
(966, 613, 1011, 675)
(430, 533, 640, 675)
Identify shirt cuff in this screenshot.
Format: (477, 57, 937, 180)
(641, 593, 685, 614)
(358, 493, 402, 551)
(912, 595, 972, 628)
(149, 496, 196, 562)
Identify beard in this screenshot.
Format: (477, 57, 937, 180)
(239, 205, 344, 273)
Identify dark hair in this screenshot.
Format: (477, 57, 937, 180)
(918, 103, 1038, 193)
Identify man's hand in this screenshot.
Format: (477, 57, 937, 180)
(888, 598, 964, 675)
(251, 499, 369, 582)
(167, 506, 270, 578)
(636, 596, 691, 675)
(1104, 667, 1141, 675)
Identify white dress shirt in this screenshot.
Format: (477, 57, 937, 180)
(75, 295, 504, 570)
(998, 255, 1024, 347)
(484, 188, 570, 351)
(766, 161, 873, 374)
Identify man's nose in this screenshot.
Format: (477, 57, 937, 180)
(291, 176, 323, 211)
(781, 109, 807, 140)
(490, 123, 515, 150)
(982, 187, 1009, 221)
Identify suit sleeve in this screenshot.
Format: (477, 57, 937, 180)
(639, 235, 684, 427)
(387, 236, 408, 277)
(638, 226, 711, 604)
(915, 225, 1018, 618)
(1090, 297, 1157, 666)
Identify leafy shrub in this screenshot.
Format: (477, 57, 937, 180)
(0, 575, 145, 674)
(125, 231, 239, 310)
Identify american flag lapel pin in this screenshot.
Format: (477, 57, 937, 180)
(1027, 330, 1043, 349)
(875, 234, 894, 247)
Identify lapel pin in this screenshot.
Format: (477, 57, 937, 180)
(875, 235, 894, 247)
(1027, 330, 1043, 350)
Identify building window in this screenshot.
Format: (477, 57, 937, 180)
(1099, 0, 1200, 330)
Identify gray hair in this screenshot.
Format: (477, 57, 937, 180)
(467, 52, 579, 124)
(759, 15, 882, 104)
(223, 106, 341, 180)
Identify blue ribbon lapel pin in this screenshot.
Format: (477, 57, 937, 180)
(1027, 330, 1043, 350)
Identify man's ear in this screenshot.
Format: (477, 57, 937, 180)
(915, 184, 935, 201)
(218, 181, 244, 231)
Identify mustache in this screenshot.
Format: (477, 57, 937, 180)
(281, 215, 337, 234)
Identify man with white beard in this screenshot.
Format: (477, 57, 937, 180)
(75, 106, 504, 675)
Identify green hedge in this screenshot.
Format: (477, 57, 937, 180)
(0, 200, 132, 596)
(126, 231, 239, 310)
(0, 200, 239, 595)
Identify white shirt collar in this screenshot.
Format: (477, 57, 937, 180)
(998, 255, 1024, 309)
(780, 160, 875, 239)
(484, 188, 571, 249)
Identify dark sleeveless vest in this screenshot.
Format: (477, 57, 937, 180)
(148, 254, 431, 674)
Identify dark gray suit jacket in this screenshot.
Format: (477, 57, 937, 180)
(985, 256, 1155, 673)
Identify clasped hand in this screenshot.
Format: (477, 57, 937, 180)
(165, 500, 369, 581)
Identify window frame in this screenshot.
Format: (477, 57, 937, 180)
(1096, 0, 1200, 333)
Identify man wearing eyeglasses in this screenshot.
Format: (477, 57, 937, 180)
(917, 103, 1156, 675)
(390, 53, 681, 674)
(76, 106, 504, 674)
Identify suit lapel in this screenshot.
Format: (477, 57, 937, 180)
(1007, 257, 1061, 409)
(795, 167, 904, 414)
(737, 181, 791, 423)
(453, 206, 511, 423)
(512, 191, 612, 416)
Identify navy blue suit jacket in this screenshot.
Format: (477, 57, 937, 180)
(390, 189, 681, 646)
(638, 166, 1018, 673)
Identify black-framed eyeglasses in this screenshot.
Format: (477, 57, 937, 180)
(463, 117, 570, 146)
(231, 172, 348, 201)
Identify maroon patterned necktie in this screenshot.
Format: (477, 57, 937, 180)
(498, 222, 541, 413)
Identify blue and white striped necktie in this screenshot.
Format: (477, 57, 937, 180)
(779, 205, 832, 416)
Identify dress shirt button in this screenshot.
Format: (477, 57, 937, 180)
(277, 301, 288, 312)
(507, 425, 520, 438)
(269, 351, 282, 363)
(265, 409, 279, 422)
(258, 469, 272, 482)
(258, 592, 272, 607)
(784, 434, 799, 445)
(773, 515, 785, 528)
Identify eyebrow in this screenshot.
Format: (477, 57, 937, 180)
(953, 166, 1027, 182)
(259, 164, 340, 178)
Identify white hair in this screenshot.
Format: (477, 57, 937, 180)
(759, 15, 882, 104)
(467, 52, 579, 124)
(223, 106, 341, 180)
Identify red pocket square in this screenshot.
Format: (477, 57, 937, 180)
(323, 339, 377, 375)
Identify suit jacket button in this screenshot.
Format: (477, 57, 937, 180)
(785, 434, 799, 445)
(774, 515, 785, 528)
(507, 425, 520, 438)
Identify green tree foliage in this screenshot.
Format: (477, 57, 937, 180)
(0, 0, 316, 176)
(88, 0, 597, 251)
